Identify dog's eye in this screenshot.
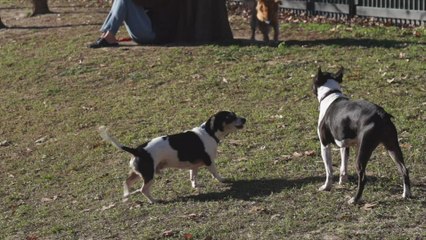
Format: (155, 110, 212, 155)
(225, 115, 236, 123)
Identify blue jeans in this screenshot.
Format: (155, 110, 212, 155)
(100, 0, 156, 43)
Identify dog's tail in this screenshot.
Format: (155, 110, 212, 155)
(376, 104, 394, 119)
(98, 126, 139, 156)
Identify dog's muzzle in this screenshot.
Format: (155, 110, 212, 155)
(236, 118, 246, 129)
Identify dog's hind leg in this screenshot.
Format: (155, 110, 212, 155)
(259, 23, 270, 41)
(141, 179, 156, 204)
(383, 131, 411, 199)
(319, 144, 333, 191)
(273, 22, 279, 41)
(348, 136, 377, 204)
(123, 171, 140, 201)
(339, 147, 349, 185)
(250, 4, 257, 40)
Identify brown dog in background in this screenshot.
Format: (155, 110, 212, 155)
(250, 0, 280, 42)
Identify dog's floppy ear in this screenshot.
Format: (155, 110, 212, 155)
(334, 66, 344, 83)
(213, 115, 225, 132)
(206, 114, 224, 133)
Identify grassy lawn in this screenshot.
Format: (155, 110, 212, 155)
(0, 2, 425, 239)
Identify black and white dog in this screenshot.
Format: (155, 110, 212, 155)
(312, 67, 411, 204)
(99, 111, 246, 203)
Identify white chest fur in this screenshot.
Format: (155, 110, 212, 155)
(191, 126, 218, 160)
(317, 80, 345, 125)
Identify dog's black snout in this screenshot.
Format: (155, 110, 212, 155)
(241, 118, 246, 124)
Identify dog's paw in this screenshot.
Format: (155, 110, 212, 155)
(192, 182, 204, 189)
(347, 197, 362, 205)
(339, 175, 348, 185)
(402, 191, 412, 199)
(318, 184, 332, 191)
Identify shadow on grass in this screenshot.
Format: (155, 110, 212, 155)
(229, 38, 422, 48)
(170, 175, 394, 203)
(89, 37, 423, 50)
(179, 176, 324, 202)
(7, 22, 103, 30)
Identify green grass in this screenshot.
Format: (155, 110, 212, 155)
(0, 3, 425, 240)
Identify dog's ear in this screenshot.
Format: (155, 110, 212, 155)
(317, 67, 323, 77)
(314, 67, 326, 85)
(206, 114, 225, 133)
(213, 115, 225, 132)
(334, 66, 344, 83)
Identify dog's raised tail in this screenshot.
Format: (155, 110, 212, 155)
(98, 126, 139, 156)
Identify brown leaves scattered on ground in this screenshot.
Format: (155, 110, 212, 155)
(274, 150, 316, 164)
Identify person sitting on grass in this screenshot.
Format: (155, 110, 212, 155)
(89, 0, 234, 48)
(88, 0, 156, 48)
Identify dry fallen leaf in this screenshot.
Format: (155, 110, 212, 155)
(0, 140, 11, 147)
(387, 78, 395, 83)
(292, 152, 303, 157)
(304, 150, 316, 156)
(413, 30, 421, 37)
(162, 230, 175, 237)
(400, 143, 412, 149)
(41, 195, 58, 203)
(273, 155, 292, 164)
(235, 157, 248, 162)
(183, 233, 193, 239)
(26, 235, 38, 240)
(35, 136, 48, 145)
(100, 203, 115, 211)
(228, 139, 243, 146)
(362, 203, 377, 211)
(249, 205, 268, 214)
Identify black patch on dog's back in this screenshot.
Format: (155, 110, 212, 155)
(320, 98, 395, 145)
(168, 131, 212, 166)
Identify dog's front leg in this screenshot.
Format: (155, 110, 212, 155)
(319, 144, 333, 191)
(207, 163, 225, 183)
(339, 147, 349, 184)
(190, 169, 203, 188)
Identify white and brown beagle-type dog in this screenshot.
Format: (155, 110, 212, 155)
(312, 67, 411, 204)
(99, 111, 246, 203)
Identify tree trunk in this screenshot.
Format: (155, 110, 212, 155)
(31, 0, 51, 16)
(0, 17, 6, 29)
(143, 0, 233, 43)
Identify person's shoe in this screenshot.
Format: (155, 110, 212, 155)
(88, 38, 119, 48)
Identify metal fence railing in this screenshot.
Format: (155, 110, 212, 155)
(280, 0, 426, 25)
